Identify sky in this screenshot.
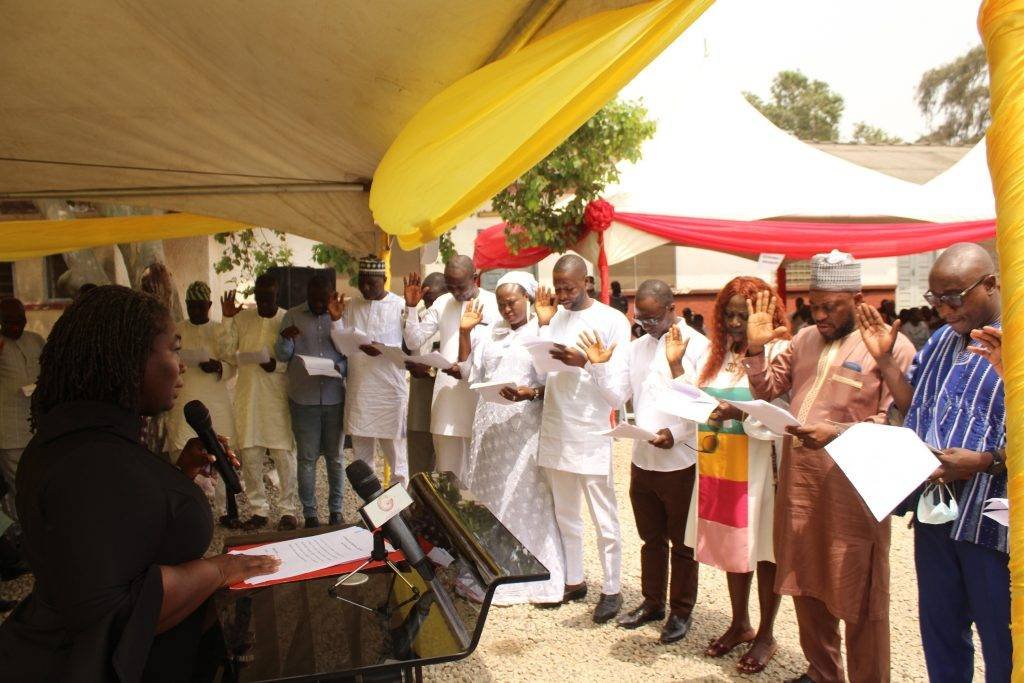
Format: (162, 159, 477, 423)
(671, 0, 984, 142)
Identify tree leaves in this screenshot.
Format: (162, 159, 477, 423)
(916, 45, 989, 145)
(213, 228, 293, 296)
(492, 98, 656, 254)
(744, 70, 844, 142)
(852, 122, 903, 145)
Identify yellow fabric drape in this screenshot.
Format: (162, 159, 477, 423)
(980, 1, 1024, 675)
(370, 0, 714, 250)
(0, 213, 246, 260)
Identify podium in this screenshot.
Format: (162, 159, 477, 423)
(215, 472, 550, 682)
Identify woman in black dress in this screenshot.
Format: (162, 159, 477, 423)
(0, 285, 278, 682)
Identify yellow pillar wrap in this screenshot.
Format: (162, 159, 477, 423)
(370, 0, 714, 250)
(979, 1, 1024, 675)
(379, 231, 392, 291)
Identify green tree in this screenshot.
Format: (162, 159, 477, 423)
(491, 98, 656, 254)
(744, 70, 845, 141)
(916, 45, 989, 144)
(851, 122, 904, 145)
(310, 243, 361, 285)
(214, 228, 294, 295)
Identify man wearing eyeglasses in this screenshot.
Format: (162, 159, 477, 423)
(741, 250, 916, 683)
(856, 242, 1008, 682)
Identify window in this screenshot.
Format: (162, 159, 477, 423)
(45, 254, 70, 300)
(0, 263, 13, 298)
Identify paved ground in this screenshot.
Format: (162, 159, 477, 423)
(0, 441, 984, 681)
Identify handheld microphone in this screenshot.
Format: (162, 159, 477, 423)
(346, 460, 434, 584)
(184, 400, 242, 495)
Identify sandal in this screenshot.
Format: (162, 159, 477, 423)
(704, 629, 755, 658)
(737, 640, 779, 675)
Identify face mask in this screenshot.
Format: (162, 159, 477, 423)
(917, 483, 959, 525)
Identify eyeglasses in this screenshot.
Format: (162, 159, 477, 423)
(924, 275, 992, 309)
(634, 316, 663, 327)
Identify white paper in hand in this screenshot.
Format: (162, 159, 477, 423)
(298, 355, 343, 378)
(470, 380, 517, 405)
(593, 423, 660, 441)
(520, 336, 581, 374)
(237, 347, 271, 366)
(724, 398, 800, 435)
(983, 498, 1009, 527)
(659, 380, 718, 424)
(825, 423, 939, 522)
(333, 327, 373, 356)
(370, 343, 407, 365)
(403, 351, 453, 370)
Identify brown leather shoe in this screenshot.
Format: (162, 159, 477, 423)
(276, 515, 298, 531)
(219, 514, 243, 530)
(592, 592, 623, 624)
(659, 613, 693, 644)
(616, 601, 665, 629)
(242, 515, 268, 531)
(562, 582, 588, 603)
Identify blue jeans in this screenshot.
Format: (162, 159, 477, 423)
(914, 519, 1012, 682)
(289, 401, 344, 518)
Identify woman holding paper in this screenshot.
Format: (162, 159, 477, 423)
(0, 286, 278, 682)
(454, 271, 564, 605)
(686, 276, 790, 675)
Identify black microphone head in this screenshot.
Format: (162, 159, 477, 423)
(183, 400, 212, 432)
(346, 460, 382, 501)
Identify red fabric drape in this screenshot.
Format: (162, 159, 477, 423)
(473, 213, 997, 272)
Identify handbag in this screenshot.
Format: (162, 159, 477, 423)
(917, 482, 959, 525)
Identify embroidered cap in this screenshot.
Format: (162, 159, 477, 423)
(810, 250, 861, 292)
(185, 281, 212, 302)
(358, 255, 386, 276)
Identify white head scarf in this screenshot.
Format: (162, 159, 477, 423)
(496, 271, 538, 300)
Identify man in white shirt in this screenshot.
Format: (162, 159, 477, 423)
(403, 256, 499, 481)
(331, 256, 409, 486)
(0, 298, 43, 521)
(581, 279, 709, 643)
(535, 254, 631, 624)
(221, 275, 300, 531)
(406, 273, 447, 477)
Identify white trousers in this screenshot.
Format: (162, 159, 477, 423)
(351, 436, 409, 487)
(432, 434, 469, 483)
(0, 448, 22, 521)
(240, 446, 300, 517)
(545, 468, 622, 595)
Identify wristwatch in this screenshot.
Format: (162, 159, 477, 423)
(986, 447, 1007, 477)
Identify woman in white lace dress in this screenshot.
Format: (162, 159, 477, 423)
(455, 271, 564, 605)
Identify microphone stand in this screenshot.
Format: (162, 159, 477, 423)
(328, 528, 420, 618)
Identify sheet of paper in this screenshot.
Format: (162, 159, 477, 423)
(983, 497, 1009, 527)
(371, 343, 408, 366)
(298, 354, 343, 378)
(236, 347, 271, 366)
(470, 380, 517, 405)
(403, 351, 454, 370)
(825, 423, 939, 522)
(333, 327, 373, 356)
(723, 398, 801, 435)
(229, 526, 387, 587)
(658, 380, 719, 424)
(20, 384, 35, 398)
(179, 347, 211, 366)
(520, 337, 581, 375)
(592, 423, 660, 442)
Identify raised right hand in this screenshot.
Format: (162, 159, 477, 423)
(855, 302, 901, 360)
(460, 299, 484, 331)
(745, 290, 786, 353)
(208, 553, 281, 588)
(576, 330, 616, 365)
(535, 286, 557, 326)
(221, 290, 242, 318)
(404, 272, 423, 308)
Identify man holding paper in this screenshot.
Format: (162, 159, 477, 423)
(535, 254, 631, 624)
(331, 256, 409, 487)
(222, 274, 300, 531)
(857, 242, 1009, 682)
(402, 255, 498, 481)
(579, 279, 708, 644)
(275, 274, 347, 529)
(165, 282, 237, 524)
(0, 297, 43, 522)
(742, 250, 914, 683)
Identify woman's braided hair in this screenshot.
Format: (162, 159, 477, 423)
(31, 285, 171, 430)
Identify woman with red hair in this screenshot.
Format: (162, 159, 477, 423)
(684, 276, 791, 674)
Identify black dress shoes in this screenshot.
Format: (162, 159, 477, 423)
(592, 592, 623, 624)
(659, 613, 692, 644)
(329, 512, 344, 526)
(242, 515, 268, 531)
(219, 514, 243, 530)
(562, 582, 588, 603)
(304, 516, 321, 528)
(616, 602, 666, 629)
